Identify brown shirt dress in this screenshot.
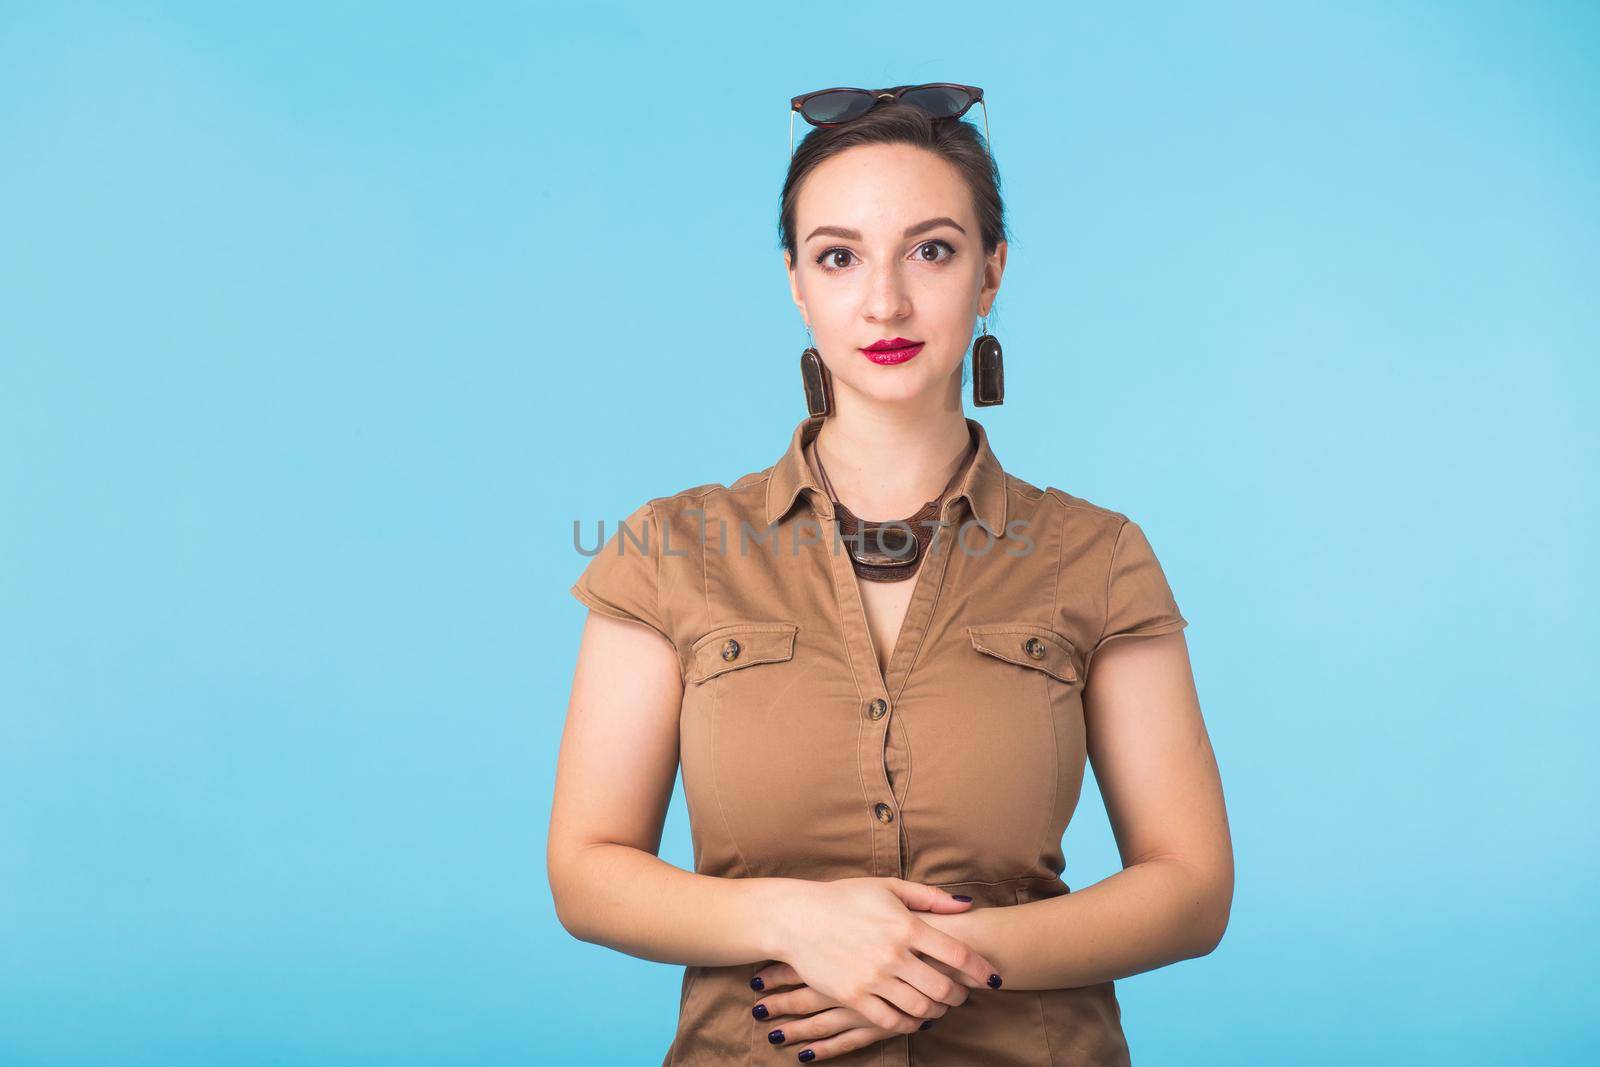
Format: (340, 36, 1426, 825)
(570, 413, 1189, 1066)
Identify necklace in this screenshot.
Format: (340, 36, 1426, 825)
(809, 430, 975, 583)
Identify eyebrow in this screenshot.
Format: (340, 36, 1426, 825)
(804, 216, 968, 243)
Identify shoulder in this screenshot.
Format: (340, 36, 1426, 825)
(633, 464, 781, 538)
(1003, 476, 1134, 546)
(1036, 484, 1130, 525)
(642, 469, 773, 513)
(638, 479, 731, 513)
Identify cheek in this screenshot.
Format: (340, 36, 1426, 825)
(802, 281, 855, 321)
(915, 329, 976, 379)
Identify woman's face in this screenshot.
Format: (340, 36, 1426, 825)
(785, 142, 1006, 412)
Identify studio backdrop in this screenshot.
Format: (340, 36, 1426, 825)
(1, 3, 1595, 1065)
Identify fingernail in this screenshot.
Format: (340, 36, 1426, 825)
(752, 1003, 769, 1020)
(987, 973, 1003, 989)
(952, 894, 972, 902)
(920, 1019, 934, 1030)
(798, 1051, 815, 1063)
(749, 975, 764, 991)
(767, 1028, 785, 1045)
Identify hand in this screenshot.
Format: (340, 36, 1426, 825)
(761, 879, 1000, 1047)
(750, 959, 945, 1060)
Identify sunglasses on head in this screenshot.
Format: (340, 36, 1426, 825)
(789, 83, 990, 158)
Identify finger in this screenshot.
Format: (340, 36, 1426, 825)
(882, 878, 975, 914)
(847, 988, 919, 1033)
(915, 952, 969, 985)
(794, 1020, 936, 1062)
(762, 1005, 863, 1046)
(748, 960, 802, 992)
(893, 952, 967, 1008)
(912, 952, 984, 1006)
(762, 969, 925, 1034)
(909, 921, 1003, 990)
(753, 984, 836, 1022)
(872, 971, 954, 1022)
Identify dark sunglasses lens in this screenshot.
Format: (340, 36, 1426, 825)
(899, 85, 973, 119)
(802, 90, 876, 124)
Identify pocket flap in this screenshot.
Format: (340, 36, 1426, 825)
(966, 624, 1081, 683)
(687, 622, 800, 685)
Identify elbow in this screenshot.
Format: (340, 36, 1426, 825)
(1194, 897, 1231, 957)
(1151, 850, 1232, 959)
(550, 887, 589, 944)
(1188, 864, 1234, 958)
(547, 845, 599, 944)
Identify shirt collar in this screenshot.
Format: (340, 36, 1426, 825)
(763, 414, 1009, 538)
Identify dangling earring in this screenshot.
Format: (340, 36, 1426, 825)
(971, 312, 1005, 407)
(800, 325, 834, 418)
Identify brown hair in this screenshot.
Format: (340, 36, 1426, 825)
(778, 101, 1010, 264)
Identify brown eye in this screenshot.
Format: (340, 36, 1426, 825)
(815, 248, 858, 273)
(916, 239, 955, 263)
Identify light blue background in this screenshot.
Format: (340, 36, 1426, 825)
(3, 2, 1595, 1064)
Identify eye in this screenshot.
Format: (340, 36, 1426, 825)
(816, 247, 858, 272)
(814, 239, 958, 274)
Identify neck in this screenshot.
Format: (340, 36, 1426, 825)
(811, 396, 974, 524)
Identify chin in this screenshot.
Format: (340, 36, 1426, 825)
(842, 359, 958, 400)
(849, 377, 942, 407)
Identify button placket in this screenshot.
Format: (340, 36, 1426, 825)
(866, 695, 898, 852)
(820, 504, 957, 879)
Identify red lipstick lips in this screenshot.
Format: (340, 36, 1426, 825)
(860, 337, 924, 366)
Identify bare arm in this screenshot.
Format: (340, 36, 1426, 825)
(916, 630, 1234, 989)
(549, 607, 1001, 1042)
(547, 610, 790, 966)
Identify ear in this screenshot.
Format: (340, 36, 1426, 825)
(980, 239, 1008, 312)
(783, 249, 806, 319)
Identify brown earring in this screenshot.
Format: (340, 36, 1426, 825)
(972, 315, 1004, 407)
(800, 332, 834, 417)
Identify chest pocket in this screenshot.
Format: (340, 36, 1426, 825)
(966, 623, 1081, 684)
(686, 621, 800, 684)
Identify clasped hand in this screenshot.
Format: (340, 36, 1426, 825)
(752, 877, 1001, 1062)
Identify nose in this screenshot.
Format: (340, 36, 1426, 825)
(862, 259, 911, 323)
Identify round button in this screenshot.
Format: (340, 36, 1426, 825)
(873, 802, 894, 824)
(867, 698, 888, 720)
(721, 638, 741, 661)
(1023, 637, 1046, 660)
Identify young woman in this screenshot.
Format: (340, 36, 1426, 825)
(549, 84, 1233, 1066)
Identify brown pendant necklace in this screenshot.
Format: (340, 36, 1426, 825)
(808, 431, 976, 583)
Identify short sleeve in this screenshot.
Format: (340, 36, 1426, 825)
(1090, 518, 1187, 661)
(570, 500, 672, 642)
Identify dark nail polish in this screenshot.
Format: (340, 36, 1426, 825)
(919, 1019, 934, 1030)
(752, 1003, 768, 1020)
(987, 973, 1002, 989)
(798, 1051, 815, 1063)
(749, 976, 764, 991)
(952, 894, 972, 902)
(767, 1028, 785, 1044)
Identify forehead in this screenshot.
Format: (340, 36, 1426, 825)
(795, 143, 975, 235)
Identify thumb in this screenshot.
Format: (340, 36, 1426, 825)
(883, 878, 975, 913)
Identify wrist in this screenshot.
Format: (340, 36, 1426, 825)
(746, 876, 810, 961)
(924, 903, 985, 952)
